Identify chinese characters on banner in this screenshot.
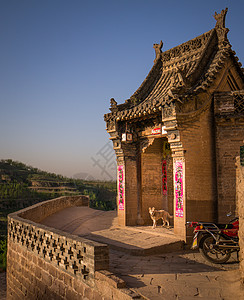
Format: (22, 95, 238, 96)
(118, 165, 124, 210)
(175, 160, 183, 218)
(162, 160, 167, 195)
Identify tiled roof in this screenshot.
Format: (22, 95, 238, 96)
(104, 10, 244, 122)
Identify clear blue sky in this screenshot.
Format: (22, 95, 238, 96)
(0, 0, 243, 180)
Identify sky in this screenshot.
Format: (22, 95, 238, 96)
(0, 0, 243, 180)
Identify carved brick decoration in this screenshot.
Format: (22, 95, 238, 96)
(214, 8, 229, 47)
(233, 92, 244, 113)
(7, 196, 109, 289)
(162, 102, 176, 120)
(153, 40, 163, 63)
(8, 218, 107, 285)
(241, 146, 244, 167)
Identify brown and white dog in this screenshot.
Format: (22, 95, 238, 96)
(149, 207, 173, 229)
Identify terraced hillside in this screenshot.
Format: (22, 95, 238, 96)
(0, 159, 116, 270)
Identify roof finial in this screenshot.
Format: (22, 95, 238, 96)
(153, 40, 163, 63)
(214, 8, 228, 28)
(109, 98, 118, 112)
(214, 8, 229, 47)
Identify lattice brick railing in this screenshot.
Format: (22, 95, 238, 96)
(8, 198, 109, 287)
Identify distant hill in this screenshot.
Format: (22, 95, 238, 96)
(0, 159, 116, 237)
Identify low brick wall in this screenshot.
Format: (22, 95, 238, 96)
(18, 195, 89, 223)
(237, 157, 244, 283)
(7, 196, 141, 299)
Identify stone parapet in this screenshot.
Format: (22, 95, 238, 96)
(8, 216, 109, 287)
(7, 196, 142, 299)
(8, 196, 108, 288)
(17, 195, 89, 223)
(7, 240, 140, 300)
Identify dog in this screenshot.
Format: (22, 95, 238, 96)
(149, 207, 173, 229)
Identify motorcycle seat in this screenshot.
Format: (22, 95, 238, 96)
(216, 223, 234, 229)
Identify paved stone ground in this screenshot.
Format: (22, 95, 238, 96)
(1, 253, 242, 300)
(41, 207, 244, 299)
(0, 272, 6, 300)
(1, 208, 243, 299)
(110, 250, 243, 300)
(41, 207, 184, 255)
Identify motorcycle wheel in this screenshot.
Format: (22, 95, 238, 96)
(199, 234, 231, 264)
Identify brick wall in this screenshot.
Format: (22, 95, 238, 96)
(236, 156, 244, 283)
(18, 195, 89, 223)
(179, 105, 217, 223)
(7, 240, 140, 300)
(7, 196, 141, 299)
(140, 138, 174, 225)
(124, 158, 139, 226)
(215, 92, 244, 222)
(215, 125, 244, 222)
(141, 146, 163, 224)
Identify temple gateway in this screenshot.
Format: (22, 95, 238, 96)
(104, 9, 244, 240)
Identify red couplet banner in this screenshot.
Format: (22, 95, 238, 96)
(175, 160, 183, 218)
(118, 165, 124, 210)
(162, 160, 167, 195)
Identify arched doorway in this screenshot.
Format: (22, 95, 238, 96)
(140, 137, 173, 225)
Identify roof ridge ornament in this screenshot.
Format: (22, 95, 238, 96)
(109, 98, 118, 112)
(214, 7, 228, 28)
(214, 8, 229, 48)
(153, 40, 163, 63)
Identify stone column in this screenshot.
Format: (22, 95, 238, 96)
(106, 117, 142, 226)
(162, 101, 187, 240)
(116, 143, 140, 226)
(108, 136, 139, 226)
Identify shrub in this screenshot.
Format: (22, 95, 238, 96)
(0, 237, 7, 270)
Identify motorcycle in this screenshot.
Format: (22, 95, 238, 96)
(186, 214, 239, 264)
